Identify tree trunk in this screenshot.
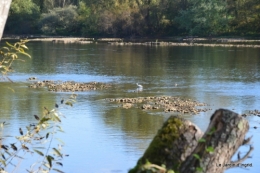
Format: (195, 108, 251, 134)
(180, 109, 251, 173)
(0, 0, 12, 40)
(129, 109, 253, 173)
(129, 115, 204, 172)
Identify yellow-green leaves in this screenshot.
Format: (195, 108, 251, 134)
(65, 101, 73, 107)
(193, 154, 201, 161)
(1, 40, 31, 80)
(206, 146, 214, 153)
(0, 94, 76, 172)
(53, 148, 62, 158)
(39, 117, 51, 125)
(0, 159, 7, 167)
(34, 149, 44, 156)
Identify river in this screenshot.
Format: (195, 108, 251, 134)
(0, 41, 259, 173)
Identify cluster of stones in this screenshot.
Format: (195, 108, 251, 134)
(28, 80, 112, 92)
(28, 80, 54, 88)
(249, 109, 260, 115)
(242, 109, 260, 117)
(108, 42, 260, 48)
(107, 96, 211, 115)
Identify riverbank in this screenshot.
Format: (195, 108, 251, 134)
(2, 36, 260, 48)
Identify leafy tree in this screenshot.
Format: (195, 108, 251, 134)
(39, 5, 79, 35)
(77, 1, 100, 36)
(175, 0, 229, 36)
(4, 0, 260, 36)
(5, 0, 41, 34)
(227, 0, 260, 35)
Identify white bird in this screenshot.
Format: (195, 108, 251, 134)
(136, 83, 143, 88)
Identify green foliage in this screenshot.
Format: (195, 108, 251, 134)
(196, 166, 203, 172)
(5, 0, 41, 34)
(198, 138, 206, 143)
(129, 160, 175, 173)
(0, 41, 77, 172)
(77, 2, 100, 36)
(207, 127, 216, 135)
(0, 96, 76, 172)
(39, 5, 79, 35)
(175, 0, 229, 35)
(0, 40, 31, 79)
(4, 0, 260, 36)
(206, 146, 214, 153)
(193, 154, 201, 161)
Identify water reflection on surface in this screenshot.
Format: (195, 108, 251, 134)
(0, 42, 260, 172)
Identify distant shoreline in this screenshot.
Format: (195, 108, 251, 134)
(2, 36, 260, 48)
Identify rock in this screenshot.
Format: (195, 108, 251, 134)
(122, 103, 132, 109)
(142, 104, 152, 109)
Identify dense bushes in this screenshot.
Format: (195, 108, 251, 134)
(4, 0, 260, 37)
(39, 5, 79, 35)
(4, 0, 40, 34)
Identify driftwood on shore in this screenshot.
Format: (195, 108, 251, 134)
(129, 109, 253, 173)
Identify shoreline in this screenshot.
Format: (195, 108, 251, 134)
(2, 36, 260, 48)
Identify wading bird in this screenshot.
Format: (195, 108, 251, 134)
(136, 83, 143, 88)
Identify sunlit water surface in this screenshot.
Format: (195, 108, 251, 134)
(0, 42, 260, 173)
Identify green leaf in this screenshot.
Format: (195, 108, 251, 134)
(0, 159, 6, 167)
(193, 154, 201, 160)
(18, 51, 31, 58)
(11, 53, 18, 59)
(206, 146, 214, 153)
(1, 47, 10, 51)
(6, 42, 15, 48)
(65, 101, 73, 107)
(54, 115, 61, 122)
(18, 48, 25, 53)
(198, 138, 206, 143)
(39, 117, 51, 124)
(53, 148, 63, 158)
(34, 149, 44, 156)
(53, 168, 65, 173)
(20, 44, 28, 49)
(46, 155, 54, 168)
(207, 127, 216, 135)
(196, 167, 203, 172)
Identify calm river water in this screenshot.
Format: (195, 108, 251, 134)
(0, 41, 260, 173)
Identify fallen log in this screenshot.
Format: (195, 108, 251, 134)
(129, 109, 253, 173)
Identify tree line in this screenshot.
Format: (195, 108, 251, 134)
(4, 0, 260, 37)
